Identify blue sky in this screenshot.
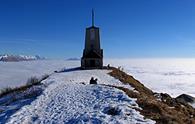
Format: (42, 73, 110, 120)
(0, 0, 194, 59)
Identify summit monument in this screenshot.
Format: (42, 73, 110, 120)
(81, 10, 103, 69)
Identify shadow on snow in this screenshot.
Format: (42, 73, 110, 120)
(0, 87, 43, 123)
(54, 67, 81, 73)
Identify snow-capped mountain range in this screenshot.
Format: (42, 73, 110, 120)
(0, 54, 45, 62)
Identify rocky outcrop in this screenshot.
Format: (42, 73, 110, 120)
(176, 94, 195, 105)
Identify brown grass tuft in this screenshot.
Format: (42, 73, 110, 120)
(0, 74, 49, 98)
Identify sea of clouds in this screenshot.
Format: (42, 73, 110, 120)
(1, 59, 195, 98)
(105, 59, 195, 97)
(0, 60, 79, 89)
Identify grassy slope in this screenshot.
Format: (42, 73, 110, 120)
(108, 67, 195, 124)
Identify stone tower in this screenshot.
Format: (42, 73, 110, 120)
(81, 10, 103, 69)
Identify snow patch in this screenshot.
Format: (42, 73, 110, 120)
(190, 102, 195, 108)
(6, 69, 155, 124)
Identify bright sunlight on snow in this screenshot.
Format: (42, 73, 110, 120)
(6, 69, 154, 124)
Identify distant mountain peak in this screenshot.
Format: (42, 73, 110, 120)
(66, 58, 80, 61)
(0, 54, 45, 62)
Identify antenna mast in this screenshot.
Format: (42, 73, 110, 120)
(92, 9, 94, 26)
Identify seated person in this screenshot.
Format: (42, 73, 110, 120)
(90, 77, 98, 84)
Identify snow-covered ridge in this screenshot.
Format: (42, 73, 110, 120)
(0, 54, 45, 62)
(5, 69, 155, 124)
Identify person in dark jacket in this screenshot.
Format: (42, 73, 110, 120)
(90, 77, 98, 84)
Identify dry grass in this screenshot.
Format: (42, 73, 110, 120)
(0, 74, 49, 98)
(108, 67, 195, 124)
